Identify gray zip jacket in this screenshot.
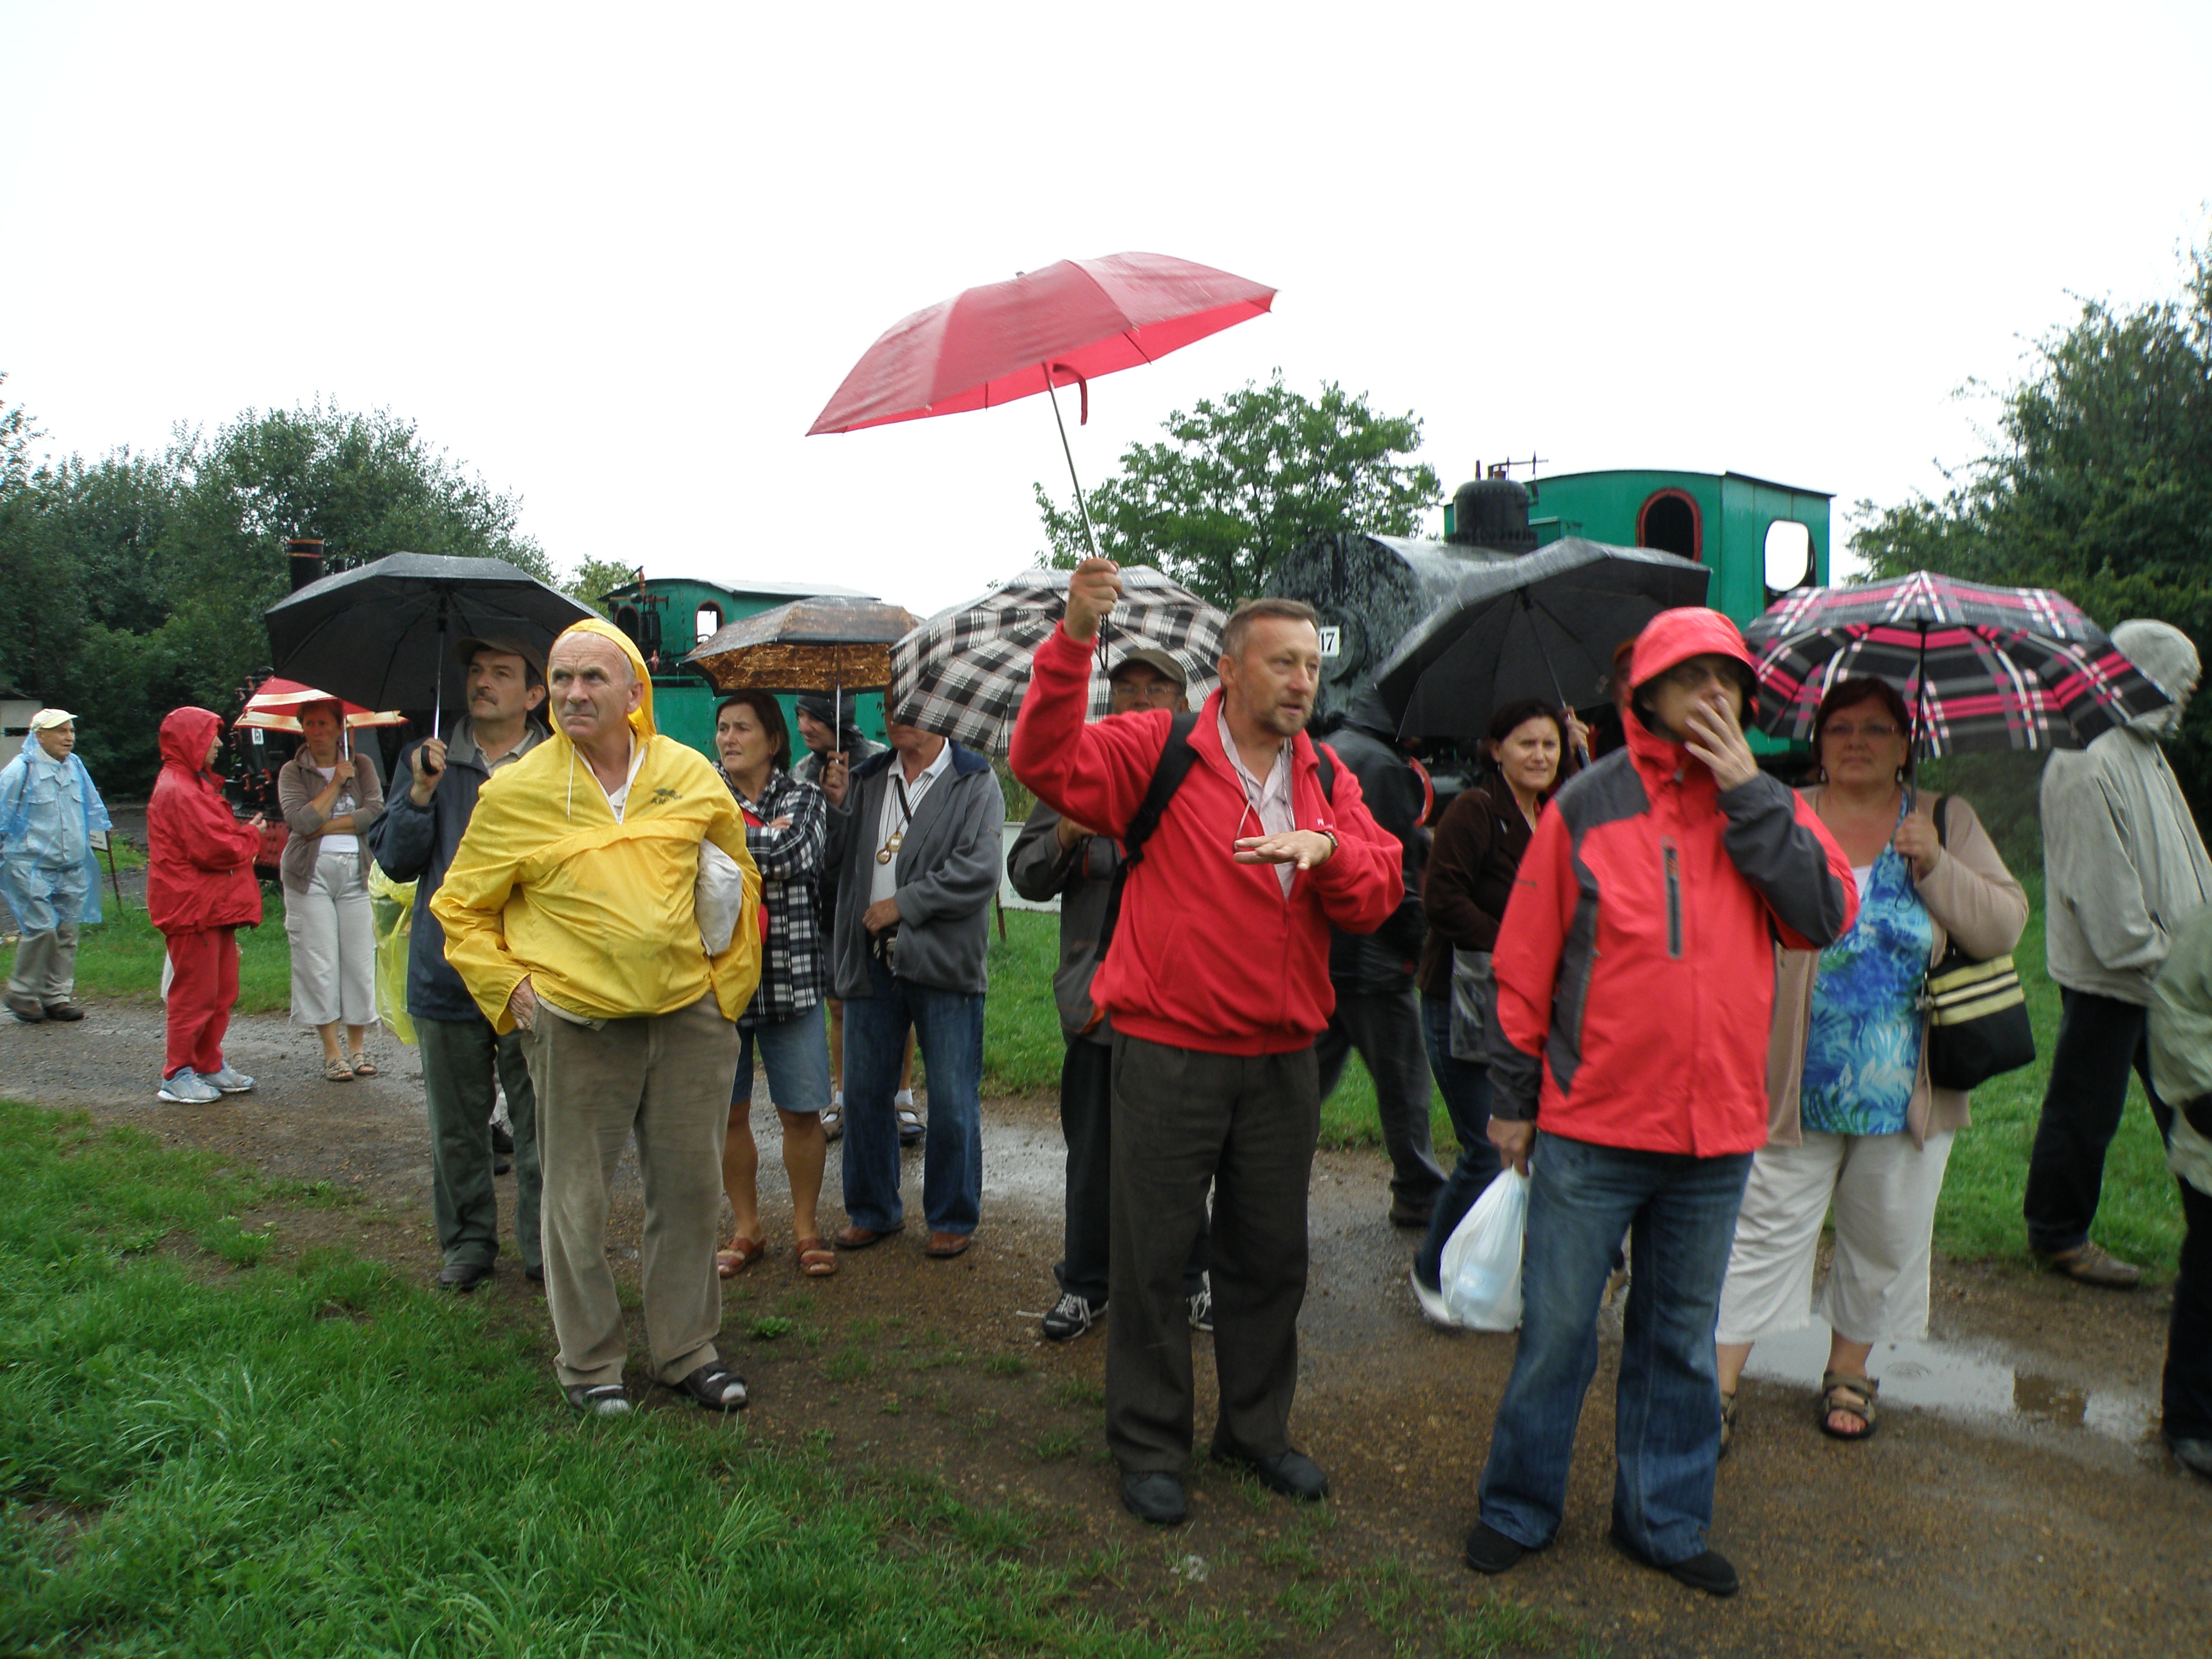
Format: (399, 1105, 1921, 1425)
(823, 742, 1004, 997)
(2042, 714, 2212, 1004)
(1007, 799, 1121, 1044)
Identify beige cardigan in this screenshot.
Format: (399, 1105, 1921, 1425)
(1766, 788, 2029, 1150)
(276, 747, 386, 894)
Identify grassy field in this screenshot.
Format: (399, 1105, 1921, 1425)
(0, 1100, 1592, 1657)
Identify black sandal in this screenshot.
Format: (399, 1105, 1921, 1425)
(565, 1382, 630, 1417)
(670, 1361, 748, 1412)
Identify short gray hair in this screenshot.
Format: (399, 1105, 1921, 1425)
(1221, 597, 1321, 661)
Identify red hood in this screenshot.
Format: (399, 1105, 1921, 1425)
(159, 706, 224, 774)
(1627, 607, 1756, 690)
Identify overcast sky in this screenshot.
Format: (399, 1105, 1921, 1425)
(4, 1, 2207, 617)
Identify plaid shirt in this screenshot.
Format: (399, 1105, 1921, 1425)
(725, 768, 828, 1028)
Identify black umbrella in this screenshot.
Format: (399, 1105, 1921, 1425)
(1375, 538, 1710, 742)
(263, 553, 594, 736)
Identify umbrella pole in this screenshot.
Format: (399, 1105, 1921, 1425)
(432, 597, 448, 742)
(1042, 369, 1112, 669)
(1521, 591, 1588, 763)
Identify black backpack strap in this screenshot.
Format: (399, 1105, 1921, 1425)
(1932, 793, 1951, 847)
(1314, 742, 1338, 803)
(1097, 711, 1201, 952)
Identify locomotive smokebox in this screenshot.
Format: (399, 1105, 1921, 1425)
(1447, 475, 1537, 555)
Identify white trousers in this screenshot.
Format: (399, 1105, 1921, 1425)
(1715, 1128, 1956, 1347)
(286, 851, 377, 1030)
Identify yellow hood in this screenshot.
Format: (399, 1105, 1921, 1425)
(554, 616, 658, 743)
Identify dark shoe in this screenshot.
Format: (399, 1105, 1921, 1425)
(494, 1157, 514, 1176)
(668, 1361, 748, 1412)
(1463, 1521, 1531, 1575)
(2168, 1436, 2212, 1481)
(2036, 1241, 2142, 1289)
(1120, 1470, 1188, 1525)
(1041, 1292, 1103, 1342)
(41, 1001, 85, 1021)
(1209, 1440, 1329, 1501)
(924, 1230, 971, 1259)
(437, 1261, 494, 1293)
(1610, 1522, 1738, 1597)
(1187, 1277, 1213, 1333)
(524, 1263, 545, 1284)
(1389, 1199, 1434, 1228)
(491, 1123, 515, 1155)
(833, 1222, 902, 1251)
(6, 994, 45, 1023)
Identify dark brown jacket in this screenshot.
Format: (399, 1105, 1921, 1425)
(1417, 774, 1537, 999)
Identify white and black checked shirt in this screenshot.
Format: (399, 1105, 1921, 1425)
(725, 768, 829, 1028)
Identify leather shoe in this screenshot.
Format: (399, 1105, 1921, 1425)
(437, 1261, 494, 1293)
(833, 1222, 902, 1251)
(1463, 1521, 1532, 1575)
(1209, 1439, 1329, 1501)
(1609, 1522, 1738, 1597)
(6, 994, 45, 1022)
(494, 1157, 514, 1176)
(524, 1263, 545, 1284)
(2036, 1241, 2142, 1289)
(41, 1001, 86, 1021)
(924, 1230, 971, 1259)
(1120, 1470, 1188, 1524)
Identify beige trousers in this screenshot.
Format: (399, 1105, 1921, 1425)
(1715, 1128, 1956, 1347)
(523, 994, 740, 1388)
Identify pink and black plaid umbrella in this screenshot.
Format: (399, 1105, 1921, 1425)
(1745, 571, 2168, 757)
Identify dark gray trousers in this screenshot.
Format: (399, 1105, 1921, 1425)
(1107, 1033, 1320, 1475)
(1315, 983, 1446, 1210)
(418, 1014, 541, 1272)
(1058, 1034, 1208, 1306)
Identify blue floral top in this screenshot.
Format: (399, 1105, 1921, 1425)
(1800, 813, 1932, 1137)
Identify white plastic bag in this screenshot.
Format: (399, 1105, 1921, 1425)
(694, 842, 746, 954)
(1439, 1168, 1530, 1330)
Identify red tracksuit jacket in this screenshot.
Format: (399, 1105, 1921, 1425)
(1010, 623, 1402, 1056)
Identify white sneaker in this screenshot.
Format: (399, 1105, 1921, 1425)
(158, 1071, 221, 1104)
(203, 1066, 255, 1094)
(1410, 1268, 1460, 1330)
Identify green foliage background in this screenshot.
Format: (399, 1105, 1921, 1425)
(0, 390, 588, 795)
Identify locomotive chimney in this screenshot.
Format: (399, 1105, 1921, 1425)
(286, 538, 326, 592)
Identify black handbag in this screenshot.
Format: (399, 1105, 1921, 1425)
(1921, 796, 2036, 1091)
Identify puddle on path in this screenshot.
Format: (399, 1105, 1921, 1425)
(1746, 1317, 2157, 1449)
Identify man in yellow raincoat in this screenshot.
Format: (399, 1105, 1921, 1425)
(434, 618, 763, 1416)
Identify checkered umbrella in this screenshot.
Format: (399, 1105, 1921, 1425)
(1746, 571, 2168, 756)
(888, 566, 1225, 755)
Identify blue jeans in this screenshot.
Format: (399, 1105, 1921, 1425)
(734, 1000, 832, 1114)
(840, 953, 984, 1236)
(1415, 993, 1498, 1291)
(1479, 1131, 1752, 1566)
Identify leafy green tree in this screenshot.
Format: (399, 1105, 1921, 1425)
(1852, 244, 2212, 814)
(1034, 370, 1439, 606)
(566, 555, 640, 617)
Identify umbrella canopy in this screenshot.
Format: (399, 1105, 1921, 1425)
(1745, 571, 2168, 756)
(1375, 539, 1711, 741)
(683, 597, 918, 694)
(889, 567, 1225, 756)
(263, 553, 594, 725)
(807, 253, 1276, 435)
(236, 677, 406, 733)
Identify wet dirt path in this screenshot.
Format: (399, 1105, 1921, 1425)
(4, 1002, 2208, 1656)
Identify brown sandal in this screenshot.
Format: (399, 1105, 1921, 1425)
(716, 1236, 766, 1278)
(795, 1237, 838, 1277)
(1818, 1370, 1879, 1441)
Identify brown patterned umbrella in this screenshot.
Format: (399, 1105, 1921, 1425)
(683, 596, 917, 695)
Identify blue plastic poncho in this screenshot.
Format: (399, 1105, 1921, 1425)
(0, 744, 113, 930)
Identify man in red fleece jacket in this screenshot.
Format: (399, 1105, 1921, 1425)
(1011, 557, 1402, 1526)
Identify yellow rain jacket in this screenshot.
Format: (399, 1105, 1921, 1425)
(431, 618, 762, 1031)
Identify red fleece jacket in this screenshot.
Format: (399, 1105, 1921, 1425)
(1010, 623, 1403, 1055)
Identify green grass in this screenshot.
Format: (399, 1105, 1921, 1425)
(0, 1101, 1269, 1658)
(68, 888, 292, 1015)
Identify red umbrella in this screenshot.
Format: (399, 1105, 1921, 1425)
(808, 251, 1275, 555)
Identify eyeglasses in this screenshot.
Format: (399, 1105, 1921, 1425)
(1825, 722, 1902, 740)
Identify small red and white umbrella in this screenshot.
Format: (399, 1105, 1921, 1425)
(236, 678, 406, 739)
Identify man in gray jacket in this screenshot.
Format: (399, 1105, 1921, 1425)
(819, 717, 1004, 1258)
(2025, 618, 2212, 1287)
(366, 637, 548, 1292)
(1008, 649, 1210, 1341)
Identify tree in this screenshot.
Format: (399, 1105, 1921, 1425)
(1033, 370, 1439, 606)
(1852, 244, 2212, 815)
(566, 556, 639, 617)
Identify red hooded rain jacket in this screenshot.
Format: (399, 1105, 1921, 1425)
(147, 707, 264, 937)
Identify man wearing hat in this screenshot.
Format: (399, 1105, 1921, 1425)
(1008, 648, 1211, 1342)
(791, 695, 888, 1138)
(1, 710, 111, 1023)
(366, 637, 551, 1292)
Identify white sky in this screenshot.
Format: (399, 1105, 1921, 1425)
(4, 1, 2208, 617)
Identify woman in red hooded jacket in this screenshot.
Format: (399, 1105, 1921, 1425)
(1460, 609, 1856, 1599)
(147, 708, 266, 1103)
